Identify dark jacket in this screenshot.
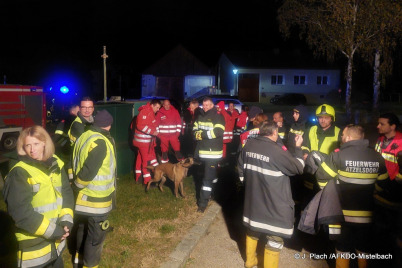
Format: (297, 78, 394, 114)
(315, 139, 388, 223)
(298, 179, 344, 238)
(68, 111, 94, 144)
(193, 107, 225, 160)
(287, 105, 310, 154)
(238, 135, 305, 238)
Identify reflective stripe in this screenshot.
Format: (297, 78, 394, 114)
(338, 170, 378, 179)
(134, 138, 152, 143)
(243, 216, 293, 236)
(239, 176, 244, 182)
(135, 133, 152, 138)
(19, 245, 52, 268)
(212, 178, 218, 183)
(199, 153, 223, 159)
(56, 239, 66, 256)
(328, 224, 341, 234)
(86, 180, 115, 191)
(296, 158, 305, 168)
(202, 186, 212, 191)
(344, 216, 372, 223)
(244, 163, 284, 177)
(268, 240, 283, 249)
(289, 128, 304, 136)
(42, 222, 56, 239)
(321, 162, 337, 177)
(34, 203, 58, 214)
(338, 175, 376, 185)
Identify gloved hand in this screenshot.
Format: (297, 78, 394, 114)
(195, 130, 202, 141)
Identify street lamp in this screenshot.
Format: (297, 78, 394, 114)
(233, 69, 238, 95)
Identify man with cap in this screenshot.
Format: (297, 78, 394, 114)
(70, 109, 116, 268)
(246, 106, 263, 131)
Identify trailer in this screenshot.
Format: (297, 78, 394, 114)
(0, 84, 46, 151)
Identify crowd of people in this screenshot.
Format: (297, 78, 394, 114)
(1, 95, 402, 268)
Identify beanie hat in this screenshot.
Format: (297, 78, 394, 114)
(94, 110, 113, 128)
(248, 106, 263, 119)
(216, 101, 225, 111)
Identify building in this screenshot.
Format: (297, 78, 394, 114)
(141, 44, 216, 101)
(217, 50, 342, 104)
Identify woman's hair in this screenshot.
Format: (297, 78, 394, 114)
(252, 113, 268, 128)
(17, 125, 55, 161)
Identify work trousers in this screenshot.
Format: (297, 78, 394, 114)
(134, 145, 158, 184)
(198, 159, 219, 209)
(159, 136, 183, 163)
(70, 214, 109, 268)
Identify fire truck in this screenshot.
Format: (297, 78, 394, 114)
(0, 84, 46, 151)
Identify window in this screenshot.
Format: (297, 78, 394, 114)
(271, 75, 284, 85)
(317, 75, 329, 85)
(294, 75, 307, 85)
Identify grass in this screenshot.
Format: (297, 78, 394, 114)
(0, 173, 201, 268)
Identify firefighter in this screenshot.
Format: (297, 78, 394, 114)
(286, 105, 310, 220)
(193, 96, 225, 212)
(272, 111, 289, 145)
(238, 121, 304, 268)
(216, 101, 235, 163)
(70, 110, 116, 268)
(315, 124, 388, 268)
(68, 96, 95, 145)
(3, 125, 74, 268)
(181, 99, 200, 157)
(132, 99, 161, 184)
(373, 112, 402, 266)
(301, 104, 341, 207)
(53, 104, 79, 182)
(245, 106, 263, 131)
(239, 113, 268, 148)
(156, 99, 184, 163)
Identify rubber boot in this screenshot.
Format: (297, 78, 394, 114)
(335, 257, 350, 268)
(357, 258, 368, 268)
(264, 248, 280, 268)
(245, 235, 258, 268)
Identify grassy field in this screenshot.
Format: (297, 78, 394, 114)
(0, 173, 201, 268)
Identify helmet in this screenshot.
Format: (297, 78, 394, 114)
(315, 104, 335, 121)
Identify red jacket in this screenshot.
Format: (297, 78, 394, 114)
(240, 128, 260, 147)
(375, 131, 402, 180)
(217, 101, 235, 143)
(133, 103, 158, 148)
(156, 106, 182, 138)
(236, 111, 248, 130)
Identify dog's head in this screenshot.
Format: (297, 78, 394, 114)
(179, 157, 195, 168)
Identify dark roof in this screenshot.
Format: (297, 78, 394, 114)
(143, 44, 215, 76)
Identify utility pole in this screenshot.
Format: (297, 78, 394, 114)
(101, 46, 108, 102)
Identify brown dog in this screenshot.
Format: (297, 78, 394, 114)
(146, 157, 195, 198)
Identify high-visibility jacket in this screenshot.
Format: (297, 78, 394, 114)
(315, 139, 388, 224)
(156, 106, 182, 137)
(302, 125, 341, 155)
(73, 129, 116, 216)
(193, 107, 225, 159)
(374, 131, 402, 207)
(68, 112, 93, 144)
(133, 103, 159, 148)
(4, 155, 74, 268)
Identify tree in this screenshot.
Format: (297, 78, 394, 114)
(277, 0, 399, 119)
(357, 1, 401, 112)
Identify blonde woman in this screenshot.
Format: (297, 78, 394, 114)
(3, 125, 74, 268)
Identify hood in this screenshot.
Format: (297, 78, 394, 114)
(293, 105, 308, 123)
(248, 106, 263, 119)
(138, 102, 151, 112)
(216, 101, 225, 111)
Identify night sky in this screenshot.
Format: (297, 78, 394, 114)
(1, 1, 399, 101)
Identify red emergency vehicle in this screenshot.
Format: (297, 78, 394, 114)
(0, 84, 46, 150)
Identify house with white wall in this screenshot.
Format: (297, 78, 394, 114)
(218, 51, 342, 105)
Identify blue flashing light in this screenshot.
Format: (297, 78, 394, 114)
(60, 86, 69, 94)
